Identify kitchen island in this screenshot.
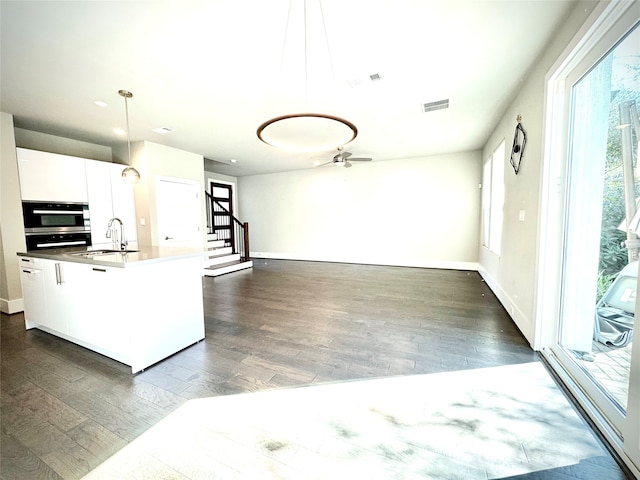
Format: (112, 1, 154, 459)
(18, 246, 206, 373)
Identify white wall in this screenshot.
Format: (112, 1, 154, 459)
(0, 113, 27, 313)
(239, 151, 481, 269)
(132, 141, 206, 246)
(14, 128, 112, 162)
(478, 0, 600, 346)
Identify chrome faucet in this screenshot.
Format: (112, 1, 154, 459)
(106, 217, 127, 251)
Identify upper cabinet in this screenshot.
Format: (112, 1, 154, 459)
(17, 148, 88, 202)
(86, 160, 137, 247)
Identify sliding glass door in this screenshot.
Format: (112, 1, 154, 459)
(540, 3, 639, 474)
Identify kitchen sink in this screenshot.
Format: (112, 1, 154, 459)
(70, 249, 138, 257)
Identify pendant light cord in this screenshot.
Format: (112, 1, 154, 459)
(125, 94, 131, 166)
(304, 0, 308, 97)
(118, 89, 139, 184)
(118, 89, 133, 165)
(279, 0, 334, 98)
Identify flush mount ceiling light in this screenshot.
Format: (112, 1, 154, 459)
(257, 113, 357, 151)
(257, 0, 358, 151)
(118, 89, 140, 184)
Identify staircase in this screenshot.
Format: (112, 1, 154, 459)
(203, 233, 253, 276)
(203, 191, 252, 277)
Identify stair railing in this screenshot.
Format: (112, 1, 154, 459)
(205, 191, 250, 262)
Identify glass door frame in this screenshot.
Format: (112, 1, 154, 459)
(536, 1, 640, 475)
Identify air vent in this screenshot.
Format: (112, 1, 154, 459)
(348, 73, 382, 87)
(422, 99, 449, 113)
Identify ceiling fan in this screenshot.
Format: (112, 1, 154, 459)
(316, 147, 373, 168)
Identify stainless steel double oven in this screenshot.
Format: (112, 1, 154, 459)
(22, 201, 91, 250)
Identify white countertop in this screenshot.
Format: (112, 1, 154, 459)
(17, 245, 207, 268)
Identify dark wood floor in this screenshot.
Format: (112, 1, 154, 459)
(0, 259, 625, 479)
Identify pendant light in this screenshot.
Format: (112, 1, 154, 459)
(119, 89, 140, 184)
(256, 0, 357, 151)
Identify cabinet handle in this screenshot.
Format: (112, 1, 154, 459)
(92, 268, 107, 273)
(54, 263, 65, 285)
(165, 236, 173, 240)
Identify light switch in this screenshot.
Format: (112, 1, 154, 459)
(139, 217, 146, 226)
(518, 210, 525, 222)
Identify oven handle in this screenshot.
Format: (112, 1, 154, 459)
(32, 209, 85, 215)
(35, 240, 88, 248)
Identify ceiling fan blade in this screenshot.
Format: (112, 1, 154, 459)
(315, 160, 335, 167)
(344, 161, 352, 168)
(349, 157, 372, 162)
(341, 151, 352, 159)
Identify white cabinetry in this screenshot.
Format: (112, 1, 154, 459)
(66, 264, 130, 361)
(20, 256, 131, 364)
(19, 257, 47, 329)
(18, 252, 205, 373)
(19, 257, 79, 334)
(41, 259, 77, 335)
(17, 148, 88, 202)
(85, 160, 137, 247)
(85, 160, 113, 246)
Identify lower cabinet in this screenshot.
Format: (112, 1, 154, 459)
(20, 255, 205, 373)
(21, 258, 130, 363)
(20, 257, 74, 334)
(19, 258, 48, 329)
(42, 259, 80, 336)
(65, 264, 130, 362)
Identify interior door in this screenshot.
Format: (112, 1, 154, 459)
(156, 177, 201, 247)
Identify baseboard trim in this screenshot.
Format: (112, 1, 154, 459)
(250, 252, 479, 272)
(1, 297, 24, 315)
(477, 265, 534, 347)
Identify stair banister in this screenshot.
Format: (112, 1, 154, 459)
(204, 191, 250, 262)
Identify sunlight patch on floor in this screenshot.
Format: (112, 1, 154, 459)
(82, 362, 609, 479)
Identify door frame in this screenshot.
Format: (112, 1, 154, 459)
(207, 178, 237, 217)
(208, 181, 234, 247)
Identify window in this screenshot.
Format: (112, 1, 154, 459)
(482, 140, 505, 255)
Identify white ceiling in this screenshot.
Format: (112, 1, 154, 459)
(0, 0, 577, 177)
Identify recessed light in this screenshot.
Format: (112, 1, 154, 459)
(94, 100, 108, 107)
(113, 128, 126, 136)
(151, 126, 174, 135)
(230, 159, 237, 163)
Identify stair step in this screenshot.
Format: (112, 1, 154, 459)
(203, 260, 253, 277)
(204, 253, 239, 267)
(206, 246, 233, 257)
(207, 239, 226, 249)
